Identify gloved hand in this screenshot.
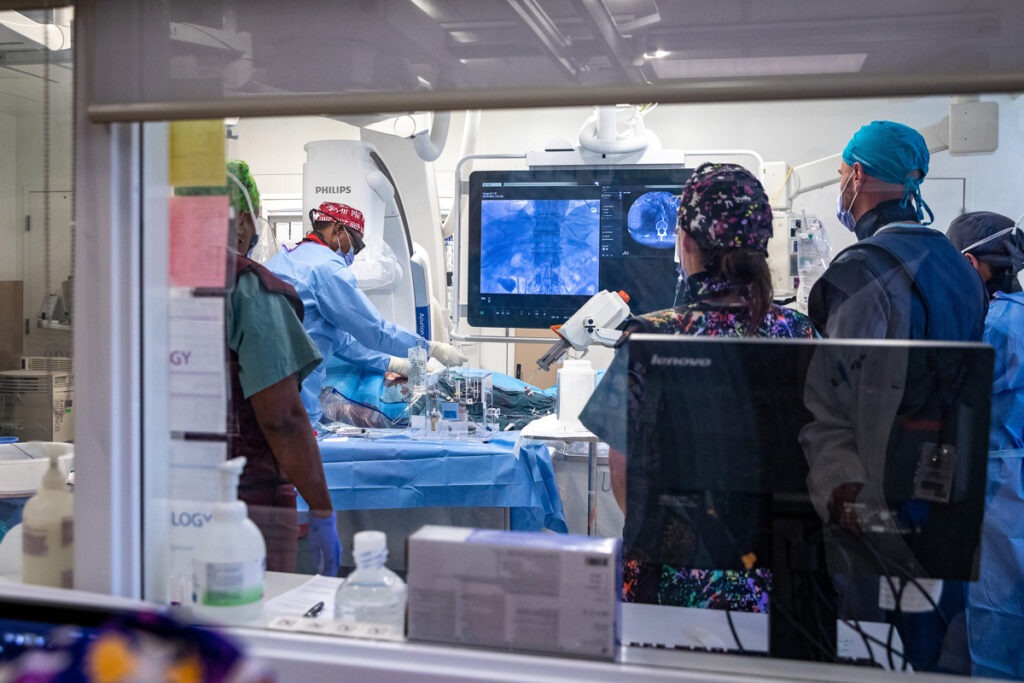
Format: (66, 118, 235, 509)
(430, 341, 468, 367)
(306, 512, 341, 577)
(426, 357, 446, 374)
(387, 355, 412, 377)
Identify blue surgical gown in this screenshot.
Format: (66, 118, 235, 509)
(266, 241, 421, 423)
(966, 291, 1024, 680)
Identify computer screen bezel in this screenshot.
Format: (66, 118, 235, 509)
(466, 166, 692, 329)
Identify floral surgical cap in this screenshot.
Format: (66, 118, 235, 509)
(677, 162, 773, 255)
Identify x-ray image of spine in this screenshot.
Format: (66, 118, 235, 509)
(480, 199, 599, 295)
(627, 191, 681, 248)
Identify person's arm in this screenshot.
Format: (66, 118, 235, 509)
(332, 331, 392, 373)
(608, 446, 627, 513)
(315, 261, 422, 356)
(249, 375, 333, 517)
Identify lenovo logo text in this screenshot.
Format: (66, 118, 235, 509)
(650, 354, 712, 368)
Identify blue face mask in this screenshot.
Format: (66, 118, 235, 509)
(339, 245, 355, 266)
(836, 175, 858, 232)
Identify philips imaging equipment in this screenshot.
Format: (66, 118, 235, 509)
(624, 335, 992, 663)
(467, 167, 692, 329)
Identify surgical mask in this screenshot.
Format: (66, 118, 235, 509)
(985, 268, 1020, 297)
(329, 227, 354, 265)
(672, 263, 687, 308)
(673, 229, 687, 306)
(246, 232, 259, 258)
(836, 175, 858, 232)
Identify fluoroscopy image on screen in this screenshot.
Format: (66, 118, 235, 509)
(627, 191, 680, 249)
(480, 198, 600, 295)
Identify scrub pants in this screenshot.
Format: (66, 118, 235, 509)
(242, 483, 298, 573)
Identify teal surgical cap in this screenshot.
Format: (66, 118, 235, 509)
(842, 120, 933, 224)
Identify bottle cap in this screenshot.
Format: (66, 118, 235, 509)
(41, 451, 65, 491)
(353, 530, 386, 554)
(219, 457, 246, 503)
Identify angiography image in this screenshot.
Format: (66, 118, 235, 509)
(480, 199, 600, 295)
(627, 191, 680, 249)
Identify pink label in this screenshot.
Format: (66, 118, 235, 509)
(22, 530, 48, 556)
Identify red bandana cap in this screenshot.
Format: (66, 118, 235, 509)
(311, 202, 365, 235)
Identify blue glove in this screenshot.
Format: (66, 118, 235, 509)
(306, 513, 341, 577)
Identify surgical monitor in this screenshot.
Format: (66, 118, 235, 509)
(467, 166, 691, 329)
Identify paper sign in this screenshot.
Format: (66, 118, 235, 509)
(169, 195, 229, 288)
(878, 576, 943, 613)
(169, 120, 226, 187)
(169, 293, 227, 434)
(169, 438, 227, 501)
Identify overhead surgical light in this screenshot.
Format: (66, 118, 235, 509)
(642, 49, 671, 60)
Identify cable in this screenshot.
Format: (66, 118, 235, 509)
(767, 596, 838, 661)
(845, 527, 951, 672)
(803, 549, 886, 669)
(724, 608, 745, 653)
(840, 618, 902, 668)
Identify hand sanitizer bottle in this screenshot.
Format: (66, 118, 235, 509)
(22, 452, 73, 588)
(334, 530, 406, 635)
(191, 457, 266, 625)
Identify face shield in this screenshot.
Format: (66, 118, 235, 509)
(227, 172, 279, 263)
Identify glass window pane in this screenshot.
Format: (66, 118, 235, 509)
(139, 94, 1023, 681)
(86, 0, 1024, 120)
(0, 6, 74, 587)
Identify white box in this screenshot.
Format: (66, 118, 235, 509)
(406, 526, 620, 659)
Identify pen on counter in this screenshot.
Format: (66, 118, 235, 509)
(303, 601, 325, 618)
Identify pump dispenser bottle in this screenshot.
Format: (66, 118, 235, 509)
(191, 457, 266, 625)
(21, 452, 73, 587)
(334, 530, 406, 633)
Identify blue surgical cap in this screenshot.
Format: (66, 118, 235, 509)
(842, 120, 933, 224)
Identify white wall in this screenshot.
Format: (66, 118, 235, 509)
(0, 111, 17, 281)
(15, 82, 73, 358)
(0, 80, 73, 360)
(227, 116, 361, 202)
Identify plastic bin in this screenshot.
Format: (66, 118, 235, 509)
(0, 441, 74, 542)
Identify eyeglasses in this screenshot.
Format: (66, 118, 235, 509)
(344, 225, 366, 254)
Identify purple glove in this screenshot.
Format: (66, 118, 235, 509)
(306, 513, 341, 577)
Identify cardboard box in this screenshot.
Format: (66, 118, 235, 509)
(406, 526, 620, 659)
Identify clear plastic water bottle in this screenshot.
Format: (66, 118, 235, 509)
(334, 531, 407, 633)
(796, 231, 826, 313)
(407, 341, 429, 394)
